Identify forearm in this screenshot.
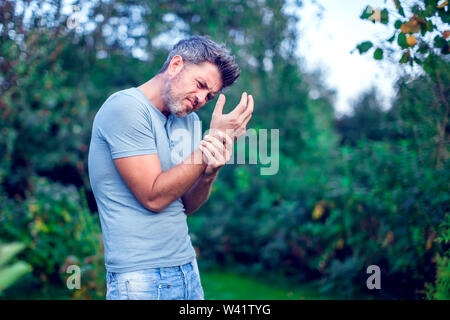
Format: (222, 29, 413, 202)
(182, 171, 219, 216)
(149, 148, 207, 211)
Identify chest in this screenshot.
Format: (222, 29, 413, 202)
(153, 119, 198, 171)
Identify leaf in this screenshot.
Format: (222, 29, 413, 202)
(417, 42, 429, 54)
(434, 35, 446, 48)
(0, 262, 32, 292)
(387, 33, 396, 43)
(357, 41, 373, 54)
(0, 243, 26, 267)
(381, 9, 389, 24)
(399, 50, 410, 63)
(360, 6, 374, 20)
(373, 48, 384, 60)
(400, 16, 424, 34)
(438, 7, 450, 23)
(312, 202, 325, 220)
(423, 5, 435, 17)
(406, 35, 418, 47)
(393, 0, 405, 17)
(398, 32, 408, 49)
(413, 57, 423, 65)
(394, 20, 403, 29)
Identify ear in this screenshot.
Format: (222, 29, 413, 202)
(168, 55, 184, 76)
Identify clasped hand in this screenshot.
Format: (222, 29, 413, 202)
(199, 92, 254, 176)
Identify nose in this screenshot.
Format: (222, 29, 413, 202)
(196, 92, 209, 107)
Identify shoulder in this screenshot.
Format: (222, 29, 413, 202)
(98, 89, 151, 122)
(94, 89, 155, 135)
(105, 89, 147, 111)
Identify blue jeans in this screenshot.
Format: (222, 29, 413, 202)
(105, 260, 204, 300)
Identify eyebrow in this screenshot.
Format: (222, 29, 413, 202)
(198, 78, 219, 95)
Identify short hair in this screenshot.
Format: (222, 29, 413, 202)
(158, 35, 240, 89)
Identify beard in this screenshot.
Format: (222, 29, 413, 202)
(162, 73, 193, 118)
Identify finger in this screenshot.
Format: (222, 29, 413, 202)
(202, 139, 225, 164)
(234, 109, 253, 140)
(223, 137, 233, 161)
(205, 133, 232, 159)
(237, 94, 254, 124)
(241, 108, 253, 129)
(223, 132, 233, 151)
(212, 94, 226, 116)
(199, 144, 216, 165)
(207, 128, 225, 141)
(201, 139, 225, 163)
(230, 92, 248, 116)
(207, 131, 233, 148)
(204, 135, 223, 149)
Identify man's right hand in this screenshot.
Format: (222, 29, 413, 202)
(209, 92, 254, 141)
(199, 131, 233, 177)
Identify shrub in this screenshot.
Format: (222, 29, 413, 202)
(0, 177, 105, 299)
(425, 213, 450, 300)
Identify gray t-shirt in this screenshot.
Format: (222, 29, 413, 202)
(88, 87, 201, 273)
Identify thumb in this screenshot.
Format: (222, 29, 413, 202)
(212, 94, 226, 115)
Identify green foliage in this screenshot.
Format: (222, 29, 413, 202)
(0, 177, 105, 299)
(0, 242, 32, 293)
(356, 0, 449, 66)
(425, 213, 450, 300)
(361, 6, 375, 20)
(357, 41, 374, 54)
(352, 2, 449, 298)
(373, 48, 384, 60)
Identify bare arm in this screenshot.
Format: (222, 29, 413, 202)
(182, 171, 218, 216)
(114, 148, 207, 212)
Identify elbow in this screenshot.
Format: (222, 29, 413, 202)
(143, 199, 169, 213)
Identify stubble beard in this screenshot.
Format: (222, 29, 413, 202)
(162, 75, 189, 118)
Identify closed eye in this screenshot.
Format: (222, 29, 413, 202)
(197, 81, 215, 101)
(197, 81, 207, 89)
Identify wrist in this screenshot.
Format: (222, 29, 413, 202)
(201, 169, 219, 183)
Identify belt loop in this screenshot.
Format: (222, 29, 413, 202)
(180, 264, 188, 299)
(106, 271, 114, 283)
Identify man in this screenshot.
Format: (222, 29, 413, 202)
(88, 36, 254, 300)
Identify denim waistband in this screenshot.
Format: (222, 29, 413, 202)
(107, 260, 195, 283)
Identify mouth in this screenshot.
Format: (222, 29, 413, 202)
(186, 98, 195, 111)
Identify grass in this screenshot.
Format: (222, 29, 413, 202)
(200, 269, 333, 300)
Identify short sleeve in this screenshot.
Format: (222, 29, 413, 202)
(97, 93, 157, 159)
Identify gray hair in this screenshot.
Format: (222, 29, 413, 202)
(158, 35, 240, 88)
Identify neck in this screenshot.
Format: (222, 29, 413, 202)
(137, 73, 170, 117)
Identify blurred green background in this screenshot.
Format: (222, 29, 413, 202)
(0, 0, 448, 300)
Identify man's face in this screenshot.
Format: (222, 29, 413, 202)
(163, 61, 222, 118)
